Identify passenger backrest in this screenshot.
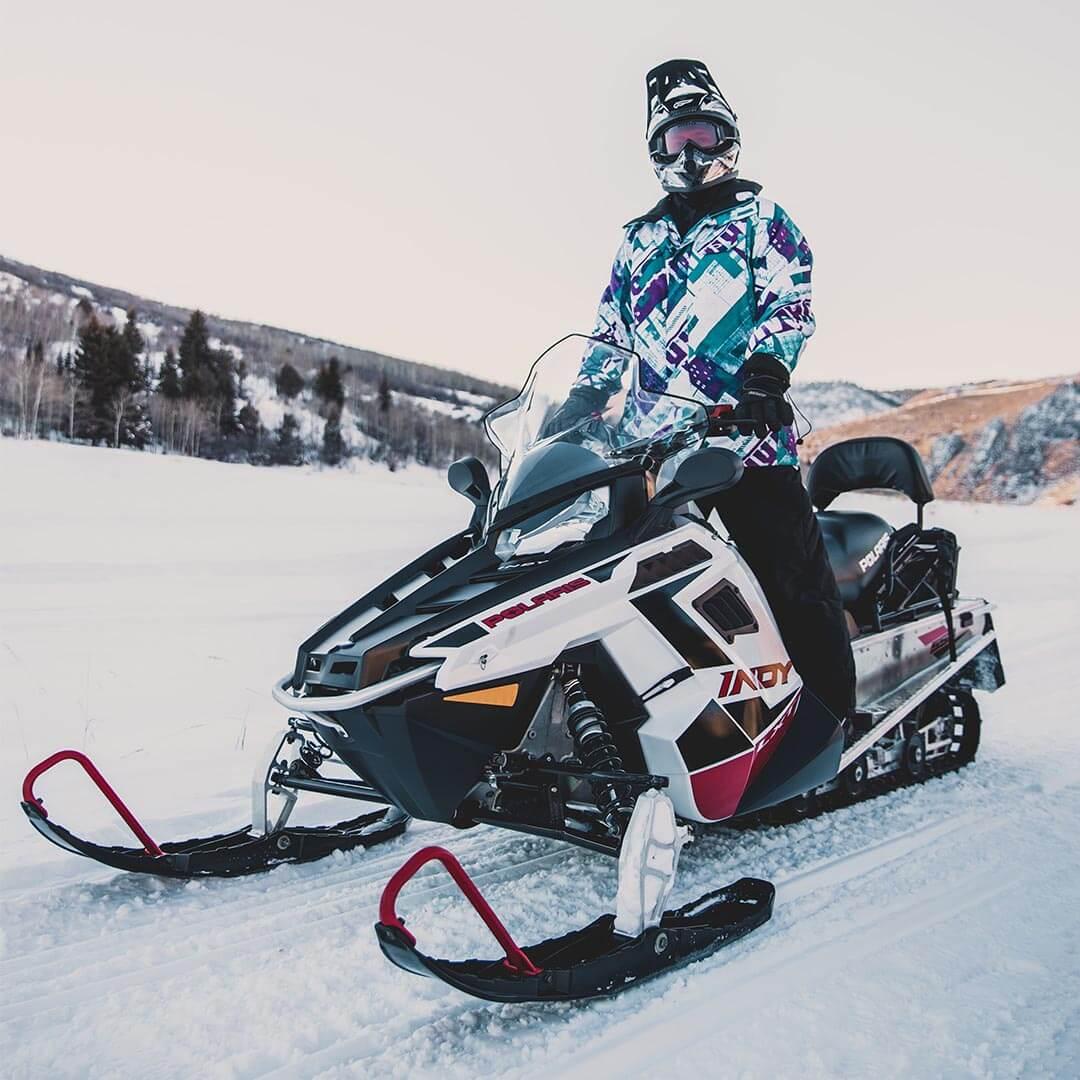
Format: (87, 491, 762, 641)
(807, 437, 934, 513)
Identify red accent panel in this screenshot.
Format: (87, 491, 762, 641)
(918, 625, 949, 647)
(378, 845, 542, 976)
(690, 751, 755, 820)
(22, 750, 164, 858)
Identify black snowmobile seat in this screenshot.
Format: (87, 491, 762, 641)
(807, 437, 935, 609)
(816, 510, 893, 608)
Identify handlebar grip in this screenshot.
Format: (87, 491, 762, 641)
(707, 404, 756, 437)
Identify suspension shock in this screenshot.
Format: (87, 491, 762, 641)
(561, 668, 627, 828)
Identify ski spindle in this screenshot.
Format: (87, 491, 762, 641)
(21, 750, 165, 858)
(378, 845, 542, 976)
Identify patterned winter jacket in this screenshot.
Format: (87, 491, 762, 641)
(586, 179, 813, 467)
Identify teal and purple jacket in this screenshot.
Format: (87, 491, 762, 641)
(587, 179, 814, 467)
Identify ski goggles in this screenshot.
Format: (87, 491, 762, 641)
(651, 118, 735, 161)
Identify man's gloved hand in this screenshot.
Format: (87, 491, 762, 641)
(541, 385, 609, 439)
(738, 353, 794, 439)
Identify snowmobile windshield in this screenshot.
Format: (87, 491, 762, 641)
(483, 335, 708, 557)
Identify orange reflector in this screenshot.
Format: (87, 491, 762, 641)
(444, 683, 519, 708)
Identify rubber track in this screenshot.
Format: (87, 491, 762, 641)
(744, 701, 977, 828)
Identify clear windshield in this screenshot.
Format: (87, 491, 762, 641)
(482, 335, 707, 556)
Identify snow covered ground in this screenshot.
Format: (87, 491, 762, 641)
(1, 439, 1078, 1079)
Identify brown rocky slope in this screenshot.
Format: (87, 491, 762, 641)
(799, 375, 1079, 505)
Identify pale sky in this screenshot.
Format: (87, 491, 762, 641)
(1, 0, 1076, 389)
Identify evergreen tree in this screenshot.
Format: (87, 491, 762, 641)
(321, 407, 346, 466)
(178, 310, 236, 432)
(72, 316, 146, 445)
(271, 413, 304, 466)
(120, 310, 151, 446)
(378, 371, 392, 412)
(178, 310, 210, 398)
(237, 401, 261, 437)
(275, 362, 304, 400)
(314, 357, 345, 410)
(121, 308, 144, 364)
(236, 401, 264, 459)
(72, 319, 108, 441)
(158, 348, 182, 399)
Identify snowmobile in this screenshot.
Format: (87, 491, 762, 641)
(21, 335, 1005, 1003)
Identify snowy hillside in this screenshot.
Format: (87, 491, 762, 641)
(0, 254, 509, 405)
(2, 438, 1078, 1078)
(0, 253, 509, 467)
(789, 379, 901, 430)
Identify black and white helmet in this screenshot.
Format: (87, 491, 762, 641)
(646, 58, 740, 193)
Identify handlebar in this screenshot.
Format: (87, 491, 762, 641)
(706, 403, 758, 437)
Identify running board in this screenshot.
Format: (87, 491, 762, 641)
(841, 629, 997, 771)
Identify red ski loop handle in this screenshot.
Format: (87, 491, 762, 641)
(378, 845, 542, 977)
(22, 750, 165, 858)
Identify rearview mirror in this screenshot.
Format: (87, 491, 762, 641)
(447, 456, 491, 520)
(651, 447, 744, 510)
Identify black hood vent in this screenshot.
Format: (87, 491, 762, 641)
(692, 580, 758, 644)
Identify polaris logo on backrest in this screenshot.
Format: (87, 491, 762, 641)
(482, 577, 592, 629)
(858, 533, 891, 573)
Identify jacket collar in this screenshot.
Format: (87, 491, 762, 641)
(625, 178, 762, 232)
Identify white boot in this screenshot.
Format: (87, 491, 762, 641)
(614, 789, 691, 938)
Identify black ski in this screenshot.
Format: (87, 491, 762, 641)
(373, 845, 774, 1003)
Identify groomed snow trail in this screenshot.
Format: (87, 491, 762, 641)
(2, 440, 1078, 1079)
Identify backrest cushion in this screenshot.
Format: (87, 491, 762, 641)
(807, 437, 934, 511)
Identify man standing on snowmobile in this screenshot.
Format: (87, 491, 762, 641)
(583, 58, 855, 719)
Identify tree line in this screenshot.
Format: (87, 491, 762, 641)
(0, 298, 498, 469)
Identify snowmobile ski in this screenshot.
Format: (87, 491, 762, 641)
(374, 844, 774, 1003)
(21, 738, 409, 879)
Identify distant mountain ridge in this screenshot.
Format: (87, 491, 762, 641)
(800, 376, 1079, 505)
(0, 253, 510, 403)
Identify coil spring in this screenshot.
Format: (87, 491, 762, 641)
(562, 674, 623, 777)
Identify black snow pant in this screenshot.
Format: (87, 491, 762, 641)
(700, 466, 856, 720)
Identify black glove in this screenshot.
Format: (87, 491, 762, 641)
(541, 385, 609, 439)
(738, 353, 794, 439)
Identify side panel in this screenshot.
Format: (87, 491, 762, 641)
(610, 526, 819, 824)
(735, 690, 843, 814)
(414, 527, 722, 693)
